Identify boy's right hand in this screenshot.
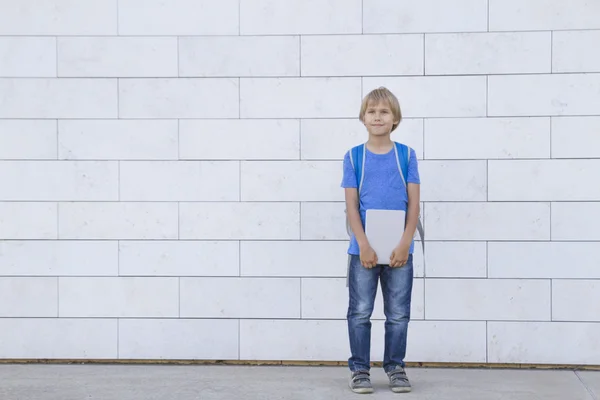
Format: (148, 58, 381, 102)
(359, 245, 378, 268)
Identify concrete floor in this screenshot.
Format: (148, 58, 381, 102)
(0, 364, 599, 400)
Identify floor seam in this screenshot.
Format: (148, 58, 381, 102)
(575, 370, 598, 400)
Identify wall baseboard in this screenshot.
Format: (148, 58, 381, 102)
(1, 359, 599, 370)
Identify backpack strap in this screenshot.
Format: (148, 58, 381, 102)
(393, 142, 409, 188)
(350, 143, 366, 193)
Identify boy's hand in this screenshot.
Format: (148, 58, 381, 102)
(390, 242, 410, 267)
(359, 245, 378, 268)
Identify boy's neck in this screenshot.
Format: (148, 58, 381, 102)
(366, 134, 393, 154)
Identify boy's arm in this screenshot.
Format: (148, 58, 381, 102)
(391, 148, 420, 267)
(346, 187, 378, 268)
(401, 183, 420, 244)
(402, 147, 421, 244)
(391, 183, 420, 267)
(345, 188, 369, 249)
(341, 150, 377, 268)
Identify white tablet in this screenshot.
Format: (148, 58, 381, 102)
(365, 209, 406, 264)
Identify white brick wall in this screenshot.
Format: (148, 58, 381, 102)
(180, 36, 300, 77)
(425, 242, 487, 278)
(552, 31, 600, 73)
(0, 79, 117, 118)
(240, 0, 362, 35)
(425, 279, 551, 321)
(240, 78, 361, 118)
(552, 117, 600, 159)
(119, 319, 239, 360)
(363, 76, 487, 118)
(301, 35, 423, 76)
(120, 161, 240, 201)
(0, 319, 117, 359)
(489, 160, 600, 201)
(363, 0, 488, 33)
(1, 1, 599, 366)
(119, 78, 239, 119)
(59, 120, 179, 160)
(179, 120, 300, 160)
(425, 32, 551, 75)
(240, 241, 348, 277)
(488, 242, 600, 279)
(57, 37, 179, 78)
(241, 161, 342, 201)
(119, 0, 239, 36)
(0, 121, 57, 159)
(488, 322, 600, 365)
(552, 280, 600, 322)
(489, 0, 600, 31)
(0, 202, 57, 239)
(488, 74, 600, 116)
(58, 202, 179, 240)
(0, 241, 118, 276)
(119, 241, 239, 277)
(425, 117, 550, 159)
(551, 202, 600, 241)
(59, 277, 179, 317)
(0, 277, 58, 317)
(179, 202, 299, 240)
(420, 160, 487, 201)
(181, 277, 301, 319)
(0, 0, 117, 35)
(426, 203, 551, 241)
(0, 161, 119, 201)
(0, 38, 57, 77)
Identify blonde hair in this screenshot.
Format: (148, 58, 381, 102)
(359, 87, 402, 132)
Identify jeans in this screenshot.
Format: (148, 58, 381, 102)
(347, 254, 413, 373)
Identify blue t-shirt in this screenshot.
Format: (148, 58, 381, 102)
(341, 145, 420, 256)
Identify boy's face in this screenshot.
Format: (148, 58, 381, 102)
(363, 100, 397, 137)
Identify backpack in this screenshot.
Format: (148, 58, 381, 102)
(345, 141, 425, 263)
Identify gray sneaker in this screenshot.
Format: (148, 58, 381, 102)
(387, 366, 411, 393)
(349, 370, 374, 394)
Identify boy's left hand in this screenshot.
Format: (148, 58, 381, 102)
(390, 242, 410, 267)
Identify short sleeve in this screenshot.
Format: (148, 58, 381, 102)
(407, 148, 420, 184)
(341, 151, 358, 188)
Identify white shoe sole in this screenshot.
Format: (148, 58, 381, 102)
(349, 382, 374, 394)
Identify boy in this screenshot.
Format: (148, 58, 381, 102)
(342, 87, 420, 394)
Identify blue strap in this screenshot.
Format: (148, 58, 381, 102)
(395, 142, 409, 185)
(351, 144, 364, 191)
